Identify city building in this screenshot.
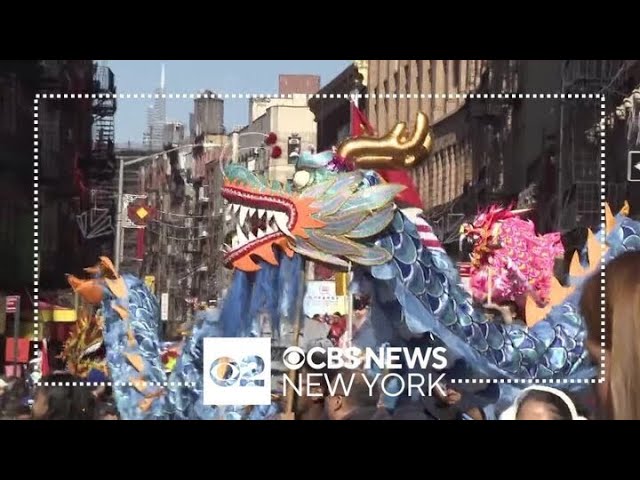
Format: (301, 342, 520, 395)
(0, 61, 109, 354)
(308, 62, 368, 152)
(240, 92, 318, 185)
(558, 61, 640, 229)
(144, 64, 167, 151)
(613, 62, 640, 214)
(366, 59, 639, 260)
(134, 136, 228, 335)
(190, 91, 225, 143)
(366, 61, 558, 243)
(136, 145, 209, 336)
(164, 121, 185, 145)
(38, 60, 104, 287)
(0, 62, 41, 295)
(279, 74, 320, 96)
(366, 60, 493, 246)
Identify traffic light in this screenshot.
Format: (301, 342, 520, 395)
(288, 135, 301, 165)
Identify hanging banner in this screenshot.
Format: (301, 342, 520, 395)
(160, 293, 169, 321)
(303, 281, 345, 317)
(6, 296, 19, 314)
(122, 194, 151, 229)
(458, 262, 472, 293)
(144, 276, 156, 293)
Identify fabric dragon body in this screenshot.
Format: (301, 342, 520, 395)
(461, 205, 565, 308)
(67, 112, 640, 419)
(60, 309, 108, 378)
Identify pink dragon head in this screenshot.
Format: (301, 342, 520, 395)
(460, 204, 564, 309)
(460, 204, 517, 268)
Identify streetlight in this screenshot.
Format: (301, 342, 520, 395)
(113, 142, 220, 272)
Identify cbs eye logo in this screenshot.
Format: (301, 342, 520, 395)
(282, 347, 306, 370)
(209, 355, 266, 387)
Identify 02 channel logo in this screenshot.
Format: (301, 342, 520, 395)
(203, 337, 272, 406)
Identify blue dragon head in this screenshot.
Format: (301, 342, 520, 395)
(221, 113, 433, 273)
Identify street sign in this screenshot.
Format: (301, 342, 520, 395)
(628, 151, 640, 182)
(6, 295, 21, 371)
(161, 293, 169, 321)
(6, 295, 19, 314)
(127, 202, 157, 226)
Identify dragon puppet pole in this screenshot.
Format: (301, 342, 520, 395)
(487, 267, 493, 305)
(346, 261, 353, 348)
(283, 259, 308, 419)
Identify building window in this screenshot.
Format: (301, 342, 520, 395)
(383, 80, 389, 113)
(393, 71, 400, 113)
(454, 60, 461, 89)
(373, 87, 379, 124)
(404, 64, 410, 94)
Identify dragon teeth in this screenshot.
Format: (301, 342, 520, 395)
(257, 208, 265, 219)
(273, 212, 292, 237)
(239, 206, 249, 225)
(232, 204, 241, 213)
(231, 236, 239, 248)
(248, 207, 256, 218)
(247, 231, 257, 242)
(264, 224, 275, 235)
(236, 225, 248, 244)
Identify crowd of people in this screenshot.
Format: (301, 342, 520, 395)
(0, 373, 118, 420)
(1, 250, 638, 420)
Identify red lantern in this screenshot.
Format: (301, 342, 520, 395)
(265, 132, 277, 146)
(271, 145, 282, 159)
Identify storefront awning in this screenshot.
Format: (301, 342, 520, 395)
(38, 302, 77, 322)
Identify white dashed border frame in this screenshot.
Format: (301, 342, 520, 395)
(33, 92, 606, 387)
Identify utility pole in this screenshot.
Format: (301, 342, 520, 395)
(114, 157, 125, 271)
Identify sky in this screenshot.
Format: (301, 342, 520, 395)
(105, 60, 351, 145)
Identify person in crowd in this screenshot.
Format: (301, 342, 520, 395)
(483, 301, 519, 324)
(0, 376, 9, 397)
(324, 368, 381, 420)
(96, 400, 119, 420)
(499, 386, 587, 420)
(294, 350, 329, 420)
(431, 385, 487, 420)
(580, 250, 640, 420)
(31, 373, 95, 420)
(0, 377, 30, 419)
(0, 385, 32, 420)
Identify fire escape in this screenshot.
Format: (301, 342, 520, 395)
(558, 60, 625, 232)
(90, 64, 117, 227)
(470, 60, 520, 202)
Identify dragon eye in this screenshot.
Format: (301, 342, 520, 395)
(293, 170, 311, 189)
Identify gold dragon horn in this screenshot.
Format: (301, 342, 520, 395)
(336, 112, 433, 170)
